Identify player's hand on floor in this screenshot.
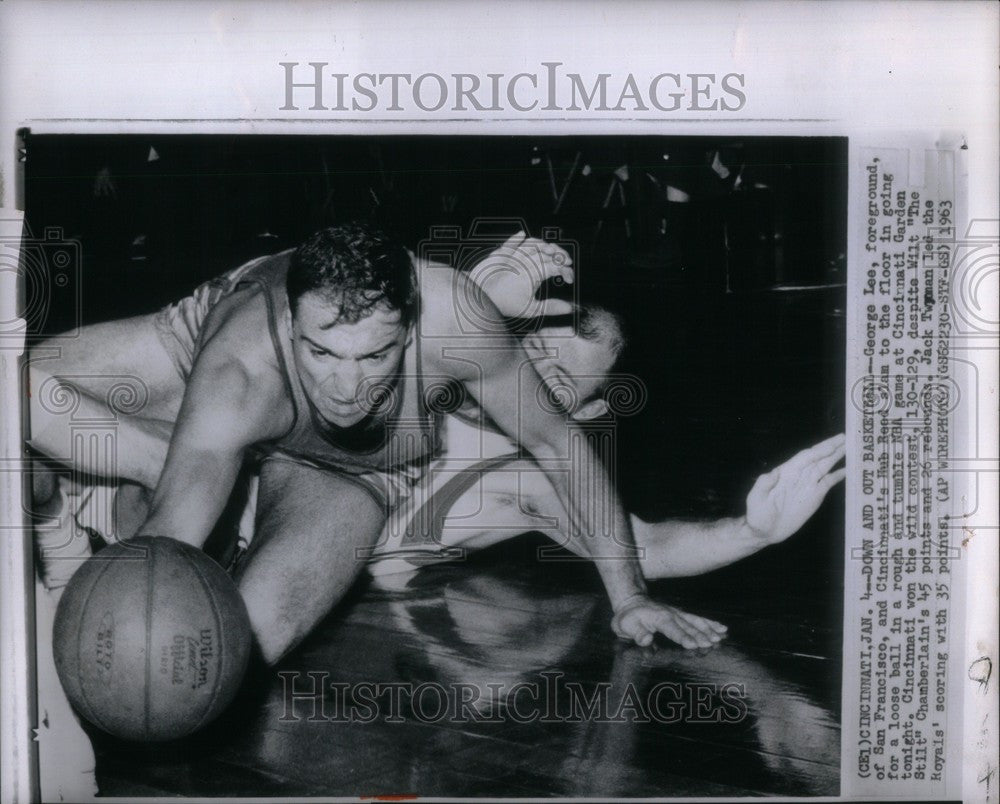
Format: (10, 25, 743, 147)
(469, 230, 574, 318)
(611, 598, 728, 649)
(745, 433, 846, 545)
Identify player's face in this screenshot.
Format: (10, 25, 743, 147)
(289, 292, 409, 427)
(522, 327, 616, 420)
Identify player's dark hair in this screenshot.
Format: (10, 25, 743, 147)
(576, 303, 629, 400)
(578, 305, 627, 365)
(287, 222, 417, 327)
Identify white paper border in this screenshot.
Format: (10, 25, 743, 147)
(0, 2, 996, 801)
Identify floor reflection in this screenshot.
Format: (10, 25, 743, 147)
(97, 552, 840, 797)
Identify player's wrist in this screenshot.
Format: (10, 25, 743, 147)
(611, 590, 651, 615)
(609, 593, 653, 640)
(739, 515, 776, 545)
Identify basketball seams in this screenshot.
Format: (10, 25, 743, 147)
(56, 538, 249, 742)
(181, 545, 228, 735)
(70, 556, 118, 734)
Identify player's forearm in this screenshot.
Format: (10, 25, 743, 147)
(139, 448, 241, 549)
(594, 506, 650, 611)
(631, 515, 768, 577)
(534, 442, 648, 610)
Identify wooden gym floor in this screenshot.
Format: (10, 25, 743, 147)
(90, 523, 842, 799)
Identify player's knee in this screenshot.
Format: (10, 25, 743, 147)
(250, 616, 301, 667)
(237, 576, 302, 666)
(31, 463, 59, 508)
(27, 340, 70, 392)
(252, 628, 293, 667)
(26, 359, 55, 429)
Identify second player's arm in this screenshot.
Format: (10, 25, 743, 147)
(456, 346, 725, 647)
(630, 516, 771, 577)
(591, 434, 847, 577)
(423, 280, 723, 648)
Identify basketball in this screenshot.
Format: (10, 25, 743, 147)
(52, 536, 252, 742)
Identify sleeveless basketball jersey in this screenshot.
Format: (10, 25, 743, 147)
(205, 250, 441, 474)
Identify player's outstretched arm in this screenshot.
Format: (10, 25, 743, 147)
(632, 433, 846, 578)
(744, 433, 846, 542)
(425, 273, 726, 650)
(138, 347, 288, 550)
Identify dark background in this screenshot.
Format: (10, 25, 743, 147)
(23, 133, 846, 628)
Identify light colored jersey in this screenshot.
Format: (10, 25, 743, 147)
(154, 251, 442, 494)
(367, 414, 562, 579)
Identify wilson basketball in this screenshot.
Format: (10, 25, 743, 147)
(52, 536, 252, 742)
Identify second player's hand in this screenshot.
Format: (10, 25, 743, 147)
(611, 598, 728, 649)
(745, 433, 846, 545)
(468, 231, 574, 318)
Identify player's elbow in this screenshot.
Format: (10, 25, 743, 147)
(518, 436, 567, 467)
(522, 413, 584, 460)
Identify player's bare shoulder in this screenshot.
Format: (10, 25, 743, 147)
(415, 260, 500, 365)
(190, 281, 293, 438)
(414, 260, 462, 328)
(415, 259, 516, 381)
